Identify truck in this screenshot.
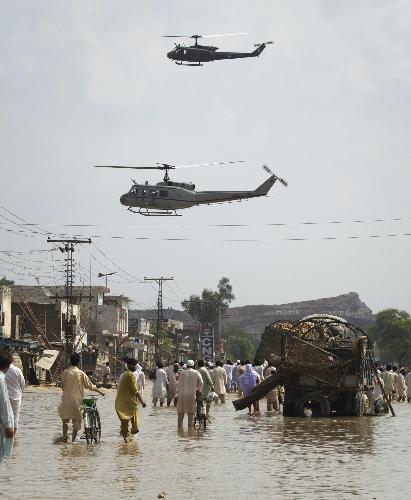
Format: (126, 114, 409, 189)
(233, 314, 391, 417)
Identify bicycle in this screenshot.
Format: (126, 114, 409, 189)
(82, 395, 101, 444)
(194, 395, 209, 429)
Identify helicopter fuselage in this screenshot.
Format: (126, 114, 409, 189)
(119, 176, 277, 213)
(167, 43, 267, 65)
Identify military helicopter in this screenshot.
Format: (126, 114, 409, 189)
(164, 33, 273, 66)
(94, 162, 287, 216)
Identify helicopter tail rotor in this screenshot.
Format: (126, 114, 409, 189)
(254, 41, 274, 47)
(262, 164, 288, 187)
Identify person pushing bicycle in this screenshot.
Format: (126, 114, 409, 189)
(59, 353, 105, 443)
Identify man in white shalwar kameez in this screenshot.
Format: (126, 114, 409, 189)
(223, 360, 233, 392)
(0, 350, 14, 464)
(135, 364, 145, 393)
(177, 360, 203, 428)
(152, 363, 168, 407)
(6, 362, 25, 433)
(396, 368, 406, 401)
(212, 361, 227, 403)
(382, 365, 395, 401)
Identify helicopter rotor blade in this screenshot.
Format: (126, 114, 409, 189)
(94, 166, 161, 170)
(201, 32, 248, 38)
(262, 164, 288, 187)
(161, 33, 247, 39)
(174, 160, 245, 169)
(254, 41, 274, 47)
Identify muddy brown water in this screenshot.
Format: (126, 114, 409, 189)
(1, 382, 410, 500)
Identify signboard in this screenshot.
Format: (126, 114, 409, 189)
(201, 324, 214, 362)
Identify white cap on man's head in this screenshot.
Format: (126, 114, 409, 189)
(186, 359, 194, 367)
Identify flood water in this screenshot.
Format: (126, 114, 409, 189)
(1, 382, 411, 499)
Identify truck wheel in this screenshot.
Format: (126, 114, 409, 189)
(283, 391, 297, 417)
(283, 401, 296, 417)
(352, 392, 367, 416)
(295, 393, 331, 417)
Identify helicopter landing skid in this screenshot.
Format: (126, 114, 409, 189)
(127, 207, 182, 217)
(175, 61, 203, 67)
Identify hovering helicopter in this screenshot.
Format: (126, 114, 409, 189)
(94, 162, 287, 216)
(164, 33, 273, 66)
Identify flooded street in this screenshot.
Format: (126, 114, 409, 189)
(1, 383, 411, 500)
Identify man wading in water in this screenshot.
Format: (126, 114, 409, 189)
(115, 358, 146, 442)
(59, 353, 105, 443)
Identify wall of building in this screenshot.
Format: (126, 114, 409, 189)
(0, 287, 12, 338)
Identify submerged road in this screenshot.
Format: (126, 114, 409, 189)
(1, 383, 411, 499)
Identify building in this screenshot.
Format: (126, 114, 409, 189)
(0, 286, 12, 338)
(10, 285, 90, 345)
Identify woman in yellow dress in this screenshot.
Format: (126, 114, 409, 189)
(115, 358, 146, 442)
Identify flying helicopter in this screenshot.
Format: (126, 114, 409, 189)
(163, 33, 273, 66)
(94, 162, 287, 216)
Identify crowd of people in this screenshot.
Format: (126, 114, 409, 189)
(2, 347, 411, 461)
(375, 364, 411, 403)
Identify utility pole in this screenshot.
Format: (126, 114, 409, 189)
(98, 271, 116, 300)
(47, 237, 92, 367)
(144, 276, 173, 362)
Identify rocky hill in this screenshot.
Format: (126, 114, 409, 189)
(226, 292, 373, 338)
(130, 292, 374, 339)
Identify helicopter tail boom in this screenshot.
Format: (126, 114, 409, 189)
(254, 175, 277, 195)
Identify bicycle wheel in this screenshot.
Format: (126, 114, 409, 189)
(83, 411, 92, 444)
(93, 410, 102, 443)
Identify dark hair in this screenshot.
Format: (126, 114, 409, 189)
(70, 353, 80, 366)
(244, 360, 250, 365)
(216, 360, 223, 367)
(226, 359, 232, 365)
(157, 362, 163, 369)
(173, 360, 179, 364)
(0, 350, 13, 370)
(198, 359, 205, 367)
(392, 365, 398, 372)
(386, 364, 392, 371)
(127, 358, 137, 367)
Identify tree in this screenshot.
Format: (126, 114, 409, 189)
(0, 277, 14, 286)
(224, 326, 258, 361)
(181, 277, 235, 326)
(149, 324, 174, 361)
(368, 309, 411, 364)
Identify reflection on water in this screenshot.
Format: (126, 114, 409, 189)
(1, 386, 411, 499)
(117, 441, 140, 457)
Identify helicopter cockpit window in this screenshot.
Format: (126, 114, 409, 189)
(130, 186, 138, 194)
(159, 190, 168, 198)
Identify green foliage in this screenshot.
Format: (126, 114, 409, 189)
(368, 308, 411, 364)
(181, 277, 235, 325)
(0, 276, 14, 286)
(149, 324, 174, 359)
(224, 325, 257, 361)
